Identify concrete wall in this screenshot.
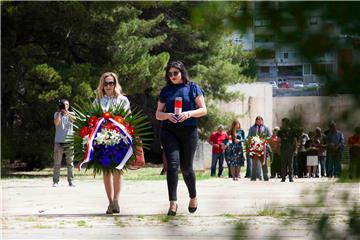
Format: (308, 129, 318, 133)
(273, 95, 360, 139)
(193, 141, 212, 171)
(217, 83, 273, 134)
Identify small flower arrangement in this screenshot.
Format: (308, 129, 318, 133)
(245, 135, 269, 165)
(67, 101, 151, 175)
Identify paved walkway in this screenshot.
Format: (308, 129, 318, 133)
(2, 177, 359, 239)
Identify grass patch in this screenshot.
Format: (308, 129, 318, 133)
(33, 224, 52, 229)
(2, 166, 232, 181)
(114, 217, 126, 227)
(336, 167, 360, 183)
(222, 213, 237, 218)
(160, 216, 171, 223)
(16, 217, 38, 222)
(258, 205, 287, 218)
(77, 220, 90, 227)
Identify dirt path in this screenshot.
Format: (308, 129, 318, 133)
(2, 177, 359, 239)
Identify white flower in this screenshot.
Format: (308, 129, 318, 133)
(93, 128, 126, 146)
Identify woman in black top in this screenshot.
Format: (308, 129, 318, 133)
(155, 61, 207, 216)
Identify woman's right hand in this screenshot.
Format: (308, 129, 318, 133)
(167, 113, 178, 123)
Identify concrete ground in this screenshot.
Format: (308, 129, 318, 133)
(1, 176, 359, 239)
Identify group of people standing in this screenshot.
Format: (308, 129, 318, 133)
(209, 121, 245, 180)
(209, 116, 271, 181)
(209, 117, 360, 182)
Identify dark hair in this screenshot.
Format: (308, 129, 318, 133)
(165, 61, 190, 85)
(355, 126, 360, 135)
(255, 116, 263, 124)
(329, 120, 336, 128)
(282, 117, 290, 123)
(58, 99, 71, 111)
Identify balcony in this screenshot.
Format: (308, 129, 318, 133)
(254, 42, 275, 49)
(276, 59, 303, 66)
(255, 59, 277, 66)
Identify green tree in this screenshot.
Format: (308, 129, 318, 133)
(1, 1, 256, 168)
(1, 1, 169, 169)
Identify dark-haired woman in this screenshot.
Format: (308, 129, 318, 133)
(224, 120, 245, 180)
(156, 61, 207, 216)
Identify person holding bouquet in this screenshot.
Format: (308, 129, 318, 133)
(156, 61, 207, 216)
(247, 116, 271, 181)
(223, 120, 245, 180)
(94, 72, 131, 214)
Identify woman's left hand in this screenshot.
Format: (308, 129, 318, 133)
(176, 111, 191, 122)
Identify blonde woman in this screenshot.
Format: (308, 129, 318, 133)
(94, 72, 130, 214)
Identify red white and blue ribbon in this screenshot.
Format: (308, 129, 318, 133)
(78, 115, 133, 171)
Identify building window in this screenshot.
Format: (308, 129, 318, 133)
(260, 67, 270, 73)
(255, 19, 270, 27)
(278, 65, 302, 76)
(255, 34, 273, 43)
(233, 37, 242, 44)
(309, 16, 319, 25)
(256, 49, 275, 59)
(303, 64, 311, 75)
(313, 64, 334, 74)
(283, 52, 288, 59)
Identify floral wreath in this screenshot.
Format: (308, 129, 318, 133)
(245, 134, 270, 165)
(67, 101, 151, 175)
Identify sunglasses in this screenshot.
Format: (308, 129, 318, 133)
(104, 81, 115, 87)
(168, 71, 180, 78)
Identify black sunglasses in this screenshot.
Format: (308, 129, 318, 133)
(168, 71, 180, 78)
(104, 81, 115, 87)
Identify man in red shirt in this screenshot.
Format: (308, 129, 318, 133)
(209, 125, 228, 177)
(348, 126, 360, 179)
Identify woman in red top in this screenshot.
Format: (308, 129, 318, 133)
(269, 127, 281, 178)
(348, 126, 360, 179)
(209, 125, 228, 177)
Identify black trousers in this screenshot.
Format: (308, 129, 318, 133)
(271, 153, 281, 177)
(281, 148, 295, 181)
(161, 125, 198, 201)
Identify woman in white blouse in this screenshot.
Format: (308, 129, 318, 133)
(94, 72, 130, 214)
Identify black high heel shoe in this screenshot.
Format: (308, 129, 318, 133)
(167, 203, 178, 216)
(188, 198, 198, 213)
(113, 201, 120, 214)
(106, 203, 113, 214)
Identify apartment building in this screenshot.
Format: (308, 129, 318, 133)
(231, 2, 340, 87)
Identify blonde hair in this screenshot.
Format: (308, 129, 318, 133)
(230, 119, 241, 140)
(96, 72, 124, 99)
